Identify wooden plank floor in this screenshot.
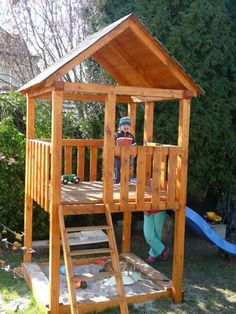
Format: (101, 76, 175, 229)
(50, 181, 168, 205)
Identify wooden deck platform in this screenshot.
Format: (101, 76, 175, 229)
(59, 181, 167, 205)
(22, 253, 172, 313)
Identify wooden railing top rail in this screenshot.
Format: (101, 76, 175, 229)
(28, 139, 51, 147)
(114, 145, 182, 156)
(146, 142, 181, 148)
(28, 139, 103, 147)
(61, 139, 104, 147)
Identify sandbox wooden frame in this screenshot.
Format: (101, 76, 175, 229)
(19, 14, 203, 314)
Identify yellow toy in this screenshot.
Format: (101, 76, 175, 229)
(206, 212, 222, 222)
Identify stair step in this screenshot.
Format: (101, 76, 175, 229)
(66, 225, 110, 233)
(74, 271, 117, 281)
(70, 248, 114, 256)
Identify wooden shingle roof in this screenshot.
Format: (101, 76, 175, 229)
(19, 14, 203, 96)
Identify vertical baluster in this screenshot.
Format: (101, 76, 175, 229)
(136, 146, 146, 210)
(28, 141, 32, 198)
(90, 146, 98, 181)
(152, 147, 161, 210)
(37, 142, 41, 204)
(175, 153, 182, 202)
(64, 146, 72, 174)
(31, 141, 35, 199)
(34, 141, 37, 202)
(160, 149, 168, 189)
(45, 145, 50, 211)
(41, 143, 45, 207)
(77, 146, 85, 181)
(120, 146, 130, 211)
(121, 145, 132, 254)
(167, 148, 178, 208)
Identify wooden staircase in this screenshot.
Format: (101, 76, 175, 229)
(59, 204, 129, 314)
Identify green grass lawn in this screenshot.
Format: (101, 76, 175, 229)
(0, 250, 45, 313)
(0, 228, 236, 313)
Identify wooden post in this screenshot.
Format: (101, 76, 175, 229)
(103, 92, 116, 203)
(49, 82, 63, 314)
(23, 95, 35, 263)
(143, 101, 154, 185)
(172, 98, 191, 303)
(121, 101, 137, 253)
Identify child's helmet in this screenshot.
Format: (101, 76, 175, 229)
(119, 116, 131, 127)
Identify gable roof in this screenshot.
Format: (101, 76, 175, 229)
(19, 14, 204, 96)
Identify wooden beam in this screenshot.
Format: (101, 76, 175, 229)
(45, 19, 131, 87)
(143, 101, 154, 185)
(23, 96, 35, 263)
(123, 253, 172, 290)
(131, 96, 183, 102)
(61, 201, 171, 215)
(28, 86, 53, 99)
(31, 91, 132, 103)
(33, 92, 191, 103)
(129, 18, 202, 96)
(172, 98, 191, 304)
(49, 87, 63, 313)
(64, 82, 190, 99)
(103, 92, 116, 203)
(64, 93, 132, 103)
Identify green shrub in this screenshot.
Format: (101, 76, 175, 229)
(0, 118, 25, 232)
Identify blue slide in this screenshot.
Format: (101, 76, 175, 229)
(185, 207, 236, 256)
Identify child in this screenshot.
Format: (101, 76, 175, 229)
(114, 116, 136, 184)
(144, 210, 169, 263)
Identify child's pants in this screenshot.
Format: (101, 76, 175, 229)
(143, 211, 166, 257)
(114, 157, 121, 183)
(114, 156, 134, 184)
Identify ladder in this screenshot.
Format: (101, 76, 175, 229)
(59, 204, 129, 314)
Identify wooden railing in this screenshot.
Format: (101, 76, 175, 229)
(62, 139, 104, 181)
(26, 139, 103, 211)
(26, 139, 51, 211)
(114, 144, 182, 210)
(26, 139, 181, 211)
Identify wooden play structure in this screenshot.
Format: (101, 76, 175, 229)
(19, 14, 203, 314)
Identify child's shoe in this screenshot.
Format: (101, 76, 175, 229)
(146, 255, 156, 263)
(161, 247, 169, 261)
